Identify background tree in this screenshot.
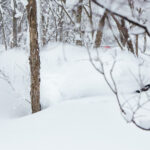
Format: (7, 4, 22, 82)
(11, 0, 18, 47)
(0, 7, 7, 50)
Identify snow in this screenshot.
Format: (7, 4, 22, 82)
(0, 43, 150, 150)
(11, 0, 14, 10)
(66, 0, 78, 8)
(19, 0, 28, 7)
(129, 26, 145, 35)
(0, 97, 150, 150)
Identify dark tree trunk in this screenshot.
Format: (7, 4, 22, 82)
(75, 0, 83, 46)
(112, 15, 134, 53)
(12, 0, 18, 47)
(59, 0, 66, 42)
(89, 0, 94, 37)
(27, 0, 41, 113)
(135, 34, 138, 56)
(0, 11, 7, 50)
(95, 11, 107, 48)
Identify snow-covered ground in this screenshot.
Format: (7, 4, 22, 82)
(0, 43, 150, 150)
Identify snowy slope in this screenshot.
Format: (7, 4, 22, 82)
(0, 43, 150, 150)
(0, 97, 150, 150)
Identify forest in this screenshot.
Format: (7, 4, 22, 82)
(0, 0, 150, 150)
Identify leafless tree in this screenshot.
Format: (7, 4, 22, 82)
(0, 9, 7, 50)
(27, 0, 41, 113)
(12, 0, 18, 48)
(87, 46, 150, 130)
(94, 11, 107, 48)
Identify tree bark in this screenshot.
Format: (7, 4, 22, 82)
(135, 34, 138, 56)
(95, 11, 107, 48)
(89, 0, 94, 37)
(112, 15, 134, 53)
(0, 11, 7, 50)
(75, 0, 83, 46)
(12, 0, 18, 47)
(59, 0, 66, 42)
(143, 32, 147, 52)
(27, 0, 41, 113)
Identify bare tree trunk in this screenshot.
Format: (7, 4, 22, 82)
(83, 0, 94, 37)
(12, 0, 18, 48)
(95, 11, 107, 48)
(27, 0, 41, 113)
(112, 15, 134, 53)
(107, 16, 123, 50)
(59, 0, 66, 42)
(89, 0, 94, 37)
(0, 11, 7, 50)
(41, 14, 47, 45)
(143, 32, 147, 52)
(76, 0, 83, 46)
(135, 34, 138, 56)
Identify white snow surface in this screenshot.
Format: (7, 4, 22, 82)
(0, 43, 150, 150)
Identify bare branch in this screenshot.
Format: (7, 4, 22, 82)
(92, 0, 150, 36)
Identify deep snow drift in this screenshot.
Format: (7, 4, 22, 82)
(0, 43, 150, 150)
